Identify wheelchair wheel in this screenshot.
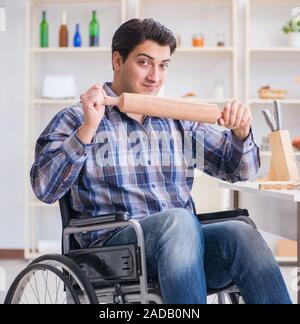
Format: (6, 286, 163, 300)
(4, 263, 80, 304)
(30, 254, 98, 304)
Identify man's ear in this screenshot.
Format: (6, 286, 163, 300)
(112, 51, 123, 72)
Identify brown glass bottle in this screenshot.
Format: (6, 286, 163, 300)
(59, 11, 68, 47)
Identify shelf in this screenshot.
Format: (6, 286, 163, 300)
(200, 98, 234, 104)
(250, 48, 300, 53)
(176, 47, 234, 53)
(248, 99, 300, 105)
(31, 0, 123, 4)
(30, 47, 111, 54)
(138, 0, 233, 4)
(250, 0, 300, 4)
(30, 47, 234, 55)
(30, 98, 79, 105)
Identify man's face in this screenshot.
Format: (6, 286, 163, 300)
(116, 40, 171, 96)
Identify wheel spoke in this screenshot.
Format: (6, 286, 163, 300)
(23, 290, 29, 304)
(6, 260, 89, 304)
(33, 272, 40, 303)
(55, 274, 59, 304)
(28, 276, 40, 304)
(42, 270, 53, 304)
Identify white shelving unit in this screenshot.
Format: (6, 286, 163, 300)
(245, 0, 300, 151)
(25, 0, 127, 259)
(23, 0, 299, 260)
(243, 1, 300, 270)
(135, 0, 238, 103)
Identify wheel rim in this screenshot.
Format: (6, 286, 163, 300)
(9, 264, 80, 304)
(31, 255, 98, 304)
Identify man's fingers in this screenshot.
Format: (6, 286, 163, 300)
(233, 104, 245, 128)
(228, 101, 240, 127)
(218, 118, 225, 126)
(222, 102, 231, 125)
(240, 110, 252, 128)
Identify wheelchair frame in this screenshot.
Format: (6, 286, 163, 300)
(5, 192, 255, 304)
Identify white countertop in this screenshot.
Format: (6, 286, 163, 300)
(219, 181, 300, 202)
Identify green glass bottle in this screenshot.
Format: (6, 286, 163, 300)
(40, 11, 49, 48)
(89, 10, 99, 47)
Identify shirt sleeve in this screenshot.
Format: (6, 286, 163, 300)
(181, 121, 260, 183)
(30, 105, 92, 204)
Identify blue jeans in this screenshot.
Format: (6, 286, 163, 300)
(97, 208, 292, 304)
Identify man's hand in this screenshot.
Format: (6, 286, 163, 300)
(218, 100, 252, 141)
(78, 84, 107, 144)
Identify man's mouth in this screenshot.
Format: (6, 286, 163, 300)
(142, 85, 159, 91)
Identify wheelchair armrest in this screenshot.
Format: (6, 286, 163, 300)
(68, 211, 130, 228)
(196, 209, 257, 229)
(196, 208, 249, 222)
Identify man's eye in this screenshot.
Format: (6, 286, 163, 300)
(139, 60, 149, 66)
(160, 64, 169, 71)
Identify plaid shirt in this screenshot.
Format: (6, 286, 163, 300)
(30, 82, 260, 247)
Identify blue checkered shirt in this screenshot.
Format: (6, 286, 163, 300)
(30, 82, 260, 247)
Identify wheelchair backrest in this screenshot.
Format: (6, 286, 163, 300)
(59, 191, 82, 251)
(59, 191, 81, 229)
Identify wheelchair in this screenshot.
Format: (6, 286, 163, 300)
(5, 192, 256, 304)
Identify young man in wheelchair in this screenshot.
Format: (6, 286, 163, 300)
(30, 18, 292, 304)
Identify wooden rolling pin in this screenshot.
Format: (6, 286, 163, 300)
(103, 93, 221, 124)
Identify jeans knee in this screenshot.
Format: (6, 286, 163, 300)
(161, 208, 201, 233)
(222, 221, 259, 245)
(152, 208, 203, 249)
(220, 221, 270, 260)
(155, 208, 204, 269)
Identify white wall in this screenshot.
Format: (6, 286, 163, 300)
(0, 0, 26, 249)
(0, 0, 297, 249)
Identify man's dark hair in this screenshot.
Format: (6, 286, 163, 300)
(112, 18, 177, 62)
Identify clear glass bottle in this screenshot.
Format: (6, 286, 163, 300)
(214, 80, 225, 100)
(217, 33, 225, 47)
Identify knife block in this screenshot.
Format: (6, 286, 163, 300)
(268, 130, 299, 181)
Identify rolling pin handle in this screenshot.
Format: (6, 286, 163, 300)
(103, 96, 120, 107)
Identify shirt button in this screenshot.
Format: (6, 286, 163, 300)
(148, 160, 151, 165)
(151, 184, 156, 189)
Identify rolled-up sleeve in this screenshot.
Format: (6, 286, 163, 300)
(181, 121, 260, 183)
(30, 106, 92, 204)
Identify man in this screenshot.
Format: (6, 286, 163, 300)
(31, 18, 292, 304)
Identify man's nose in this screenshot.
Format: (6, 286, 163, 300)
(147, 66, 160, 83)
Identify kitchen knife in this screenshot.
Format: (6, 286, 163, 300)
(262, 109, 277, 132)
(273, 100, 282, 130)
